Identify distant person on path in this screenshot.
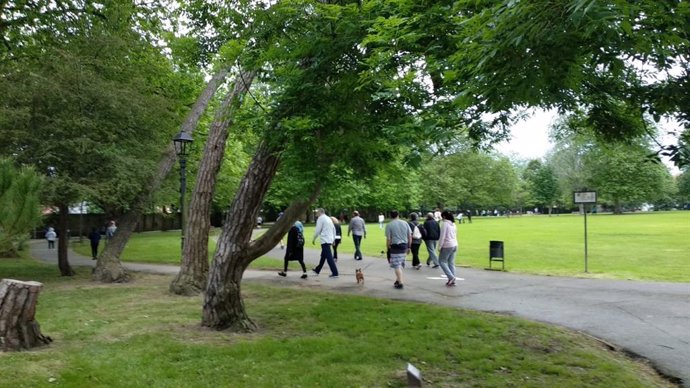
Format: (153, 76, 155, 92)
(378, 213, 385, 229)
(88, 227, 101, 259)
(331, 216, 342, 261)
(438, 210, 459, 287)
(105, 220, 117, 241)
(311, 208, 338, 278)
(456, 211, 464, 224)
(465, 209, 472, 224)
(423, 213, 440, 267)
(348, 210, 366, 260)
(385, 210, 411, 289)
(278, 221, 308, 279)
(408, 212, 423, 270)
(45, 227, 56, 249)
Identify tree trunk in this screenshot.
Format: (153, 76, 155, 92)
(57, 204, 74, 276)
(93, 67, 230, 283)
(202, 143, 281, 331)
(92, 210, 132, 283)
(170, 69, 256, 296)
(0, 279, 52, 351)
(202, 142, 321, 331)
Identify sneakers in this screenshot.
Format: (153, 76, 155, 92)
(278, 272, 287, 277)
(446, 277, 456, 287)
(432, 264, 440, 269)
(328, 274, 339, 278)
(300, 273, 308, 279)
(311, 268, 319, 276)
(394, 281, 404, 289)
(414, 264, 422, 270)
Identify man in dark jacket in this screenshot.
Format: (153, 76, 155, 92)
(422, 212, 441, 267)
(88, 227, 102, 260)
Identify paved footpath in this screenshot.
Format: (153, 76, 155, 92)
(28, 239, 690, 385)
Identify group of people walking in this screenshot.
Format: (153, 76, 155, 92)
(385, 210, 458, 289)
(278, 209, 459, 290)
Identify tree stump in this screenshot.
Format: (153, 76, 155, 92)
(0, 279, 52, 351)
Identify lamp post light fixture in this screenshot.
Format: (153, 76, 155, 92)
(173, 131, 193, 251)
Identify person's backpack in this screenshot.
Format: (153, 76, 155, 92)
(412, 224, 422, 240)
(418, 223, 427, 239)
(296, 231, 305, 248)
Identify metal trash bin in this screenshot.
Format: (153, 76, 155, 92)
(489, 240, 504, 270)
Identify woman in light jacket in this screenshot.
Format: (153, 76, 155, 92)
(438, 210, 458, 286)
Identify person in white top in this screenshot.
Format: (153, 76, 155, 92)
(311, 208, 338, 277)
(438, 210, 459, 287)
(45, 227, 57, 249)
(378, 213, 385, 229)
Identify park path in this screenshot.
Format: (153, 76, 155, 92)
(27, 239, 690, 386)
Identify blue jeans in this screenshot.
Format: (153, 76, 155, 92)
(424, 240, 439, 266)
(352, 235, 363, 260)
(314, 243, 338, 276)
(439, 246, 457, 280)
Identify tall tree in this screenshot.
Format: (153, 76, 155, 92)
(525, 161, 561, 215)
(420, 151, 519, 210)
(586, 142, 673, 214)
(0, 3, 194, 276)
(169, 69, 256, 295)
(200, 0, 457, 331)
(677, 170, 690, 206)
(94, 66, 230, 283)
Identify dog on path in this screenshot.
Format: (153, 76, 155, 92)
(355, 268, 364, 284)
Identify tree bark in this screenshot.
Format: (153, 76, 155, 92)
(57, 203, 74, 276)
(93, 67, 230, 283)
(202, 142, 320, 331)
(0, 279, 52, 351)
(202, 142, 280, 331)
(170, 69, 256, 296)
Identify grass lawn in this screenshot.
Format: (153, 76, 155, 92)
(0, 258, 672, 387)
(74, 211, 690, 282)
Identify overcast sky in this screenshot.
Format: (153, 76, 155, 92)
(494, 109, 556, 160)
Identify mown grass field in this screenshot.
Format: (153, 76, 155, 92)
(74, 211, 690, 282)
(0, 258, 673, 387)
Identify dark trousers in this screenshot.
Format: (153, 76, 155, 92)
(352, 235, 363, 260)
(48, 240, 55, 249)
(411, 243, 421, 266)
(333, 238, 341, 260)
(90, 241, 99, 258)
(314, 243, 338, 276)
(284, 258, 306, 273)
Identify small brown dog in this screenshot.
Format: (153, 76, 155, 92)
(355, 268, 364, 284)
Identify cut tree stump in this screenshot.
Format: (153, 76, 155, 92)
(0, 278, 52, 351)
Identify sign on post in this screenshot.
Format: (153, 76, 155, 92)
(573, 191, 597, 273)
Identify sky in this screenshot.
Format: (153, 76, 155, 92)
(495, 109, 682, 176)
(494, 109, 557, 160)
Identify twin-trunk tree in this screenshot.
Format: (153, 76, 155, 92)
(92, 68, 230, 283)
(169, 69, 256, 295)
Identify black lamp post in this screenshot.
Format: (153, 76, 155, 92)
(173, 131, 193, 251)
